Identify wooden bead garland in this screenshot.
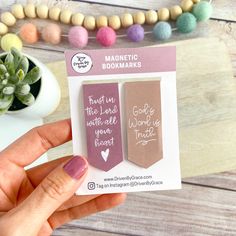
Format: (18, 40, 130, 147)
(72, 13, 85, 26)
(170, 5, 183, 20)
(181, 0, 194, 12)
(83, 16, 96, 30)
(0, 22, 8, 35)
(0, 0, 212, 50)
(49, 7, 61, 21)
(96, 16, 108, 28)
(120, 13, 134, 28)
(1, 12, 16, 26)
(145, 10, 158, 25)
(133, 11, 146, 25)
(60, 10, 72, 24)
(11, 4, 25, 19)
(36, 4, 49, 19)
(158, 8, 170, 21)
(24, 4, 37, 18)
(109, 15, 121, 30)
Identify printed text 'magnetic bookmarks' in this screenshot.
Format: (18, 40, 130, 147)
(83, 83, 123, 172)
(124, 81, 163, 168)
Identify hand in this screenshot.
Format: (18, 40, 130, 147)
(0, 120, 126, 236)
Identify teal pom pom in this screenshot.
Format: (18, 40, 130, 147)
(153, 22, 172, 40)
(176, 13, 197, 33)
(192, 1, 213, 21)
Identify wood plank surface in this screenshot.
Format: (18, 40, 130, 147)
(1, 1, 236, 235)
(185, 170, 236, 191)
(54, 183, 236, 236)
(53, 227, 123, 236)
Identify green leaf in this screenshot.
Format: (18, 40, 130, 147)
(23, 67, 41, 85)
(16, 92, 35, 106)
(0, 64, 7, 76)
(1, 79, 8, 85)
(11, 47, 23, 69)
(4, 53, 15, 75)
(8, 74, 21, 84)
(3, 86, 15, 95)
(0, 59, 3, 64)
(16, 69, 25, 82)
(0, 93, 14, 110)
(15, 84, 30, 96)
(17, 56, 29, 76)
(0, 107, 10, 115)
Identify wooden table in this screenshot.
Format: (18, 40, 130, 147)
(2, 1, 236, 235)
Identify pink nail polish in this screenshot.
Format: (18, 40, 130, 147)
(63, 156, 87, 180)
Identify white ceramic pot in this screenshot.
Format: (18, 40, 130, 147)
(2, 53, 61, 118)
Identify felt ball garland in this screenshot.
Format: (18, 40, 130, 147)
(0, 0, 213, 51)
(96, 26, 116, 46)
(176, 12, 197, 33)
(19, 23, 39, 44)
(127, 24, 145, 42)
(68, 26, 88, 48)
(153, 22, 172, 40)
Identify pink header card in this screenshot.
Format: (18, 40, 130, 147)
(65, 46, 176, 76)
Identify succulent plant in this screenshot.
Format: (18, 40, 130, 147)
(0, 47, 41, 115)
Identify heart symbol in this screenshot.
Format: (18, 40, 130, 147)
(101, 148, 110, 162)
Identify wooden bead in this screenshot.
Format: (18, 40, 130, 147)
(158, 8, 170, 21)
(96, 15, 108, 28)
(24, 4, 36, 18)
(121, 13, 133, 28)
(72, 13, 85, 26)
(133, 11, 145, 25)
(170, 5, 183, 20)
(180, 0, 194, 12)
(145, 10, 158, 25)
(11, 4, 25, 19)
(60, 10, 72, 24)
(49, 7, 61, 21)
(192, 0, 201, 3)
(36, 4, 49, 19)
(83, 16, 96, 30)
(0, 12, 16, 26)
(0, 22, 8, 35)
(108, 15, 121, 30)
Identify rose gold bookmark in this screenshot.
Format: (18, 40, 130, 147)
(124, 81, 163, 168)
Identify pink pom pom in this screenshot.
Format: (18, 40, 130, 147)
(68, 26, 88, 48)
(96, 26, 116, 47)
(41, 23, 61, 45)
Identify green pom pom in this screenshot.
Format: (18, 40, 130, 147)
(153, 22, 172, 41)
(176, 13, 197, 34)
(192, 1, 213, 21)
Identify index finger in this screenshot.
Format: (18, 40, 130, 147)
(1, 119, 72, 167)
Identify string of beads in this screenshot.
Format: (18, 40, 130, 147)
(0, 0, 213, 51)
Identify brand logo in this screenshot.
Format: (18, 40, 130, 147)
(71, 53, 93, 73)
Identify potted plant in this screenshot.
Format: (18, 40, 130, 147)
(0, 47, 61, 118)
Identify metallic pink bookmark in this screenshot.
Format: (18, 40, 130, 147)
(83, 83, 123, 172)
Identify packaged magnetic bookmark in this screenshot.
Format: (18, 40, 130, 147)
(65, 46, 181, 195)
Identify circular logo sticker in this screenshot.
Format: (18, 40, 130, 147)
(71, 53, 93, 73)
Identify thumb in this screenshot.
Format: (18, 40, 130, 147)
(11, 156, 87, 234)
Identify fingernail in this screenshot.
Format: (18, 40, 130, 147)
(63, 156, 88, 180)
